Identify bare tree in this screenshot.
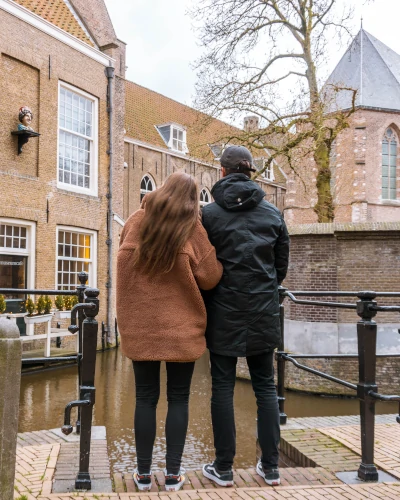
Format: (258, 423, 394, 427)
(191, 0, 362, 222)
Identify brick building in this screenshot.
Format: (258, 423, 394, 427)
(0, 0, 125, 343)
(123, 82, 286, 219)
(285, 29, 400, 225)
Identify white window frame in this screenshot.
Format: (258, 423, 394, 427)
(57, 81, 99, 197)
(0, 218, 36, 291)
(200, 188, 211, 207)
(55, 226, 97, 290)
(140, 174, 156, 202)
(382, 128, 398, 201)
(168, 125, 188, 154)
(262, 159, 275, 181)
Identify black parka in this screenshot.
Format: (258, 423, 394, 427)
(202, 173, 290, 357)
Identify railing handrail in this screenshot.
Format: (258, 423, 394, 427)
(276, 286, 400, 483)
(0, 288, 78, 295)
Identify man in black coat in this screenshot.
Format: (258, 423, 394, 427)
(201, 145, 289, 487)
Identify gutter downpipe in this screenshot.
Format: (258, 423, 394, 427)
(105, 64, 115, 344)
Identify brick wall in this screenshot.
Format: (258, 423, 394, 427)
(0, 8, 125, 344)
(237, 356, 400, 395)
(285, 223, 400, 323)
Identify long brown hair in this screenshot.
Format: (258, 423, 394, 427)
(133, 172, 199, 277)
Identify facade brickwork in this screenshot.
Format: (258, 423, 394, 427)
(284, 224, 400, 323)
(285, 109, 400, 224)
(0, 2, 125, 346)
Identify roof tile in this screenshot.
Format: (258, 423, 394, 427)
(12, 0, 94, 46)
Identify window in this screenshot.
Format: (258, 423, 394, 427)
(171, 127, 186, 152)
(0, 219, 36, 335)
(156, 123, 188, 153)
(382, 128, 397, 200)
(200, 188, 211, 208)
(140, 174, 156, 202)
(262, 159, 275, 181)
(58, 83, 98, 196)
(57, 228, 96, 290)
(0, 223, 27, 252)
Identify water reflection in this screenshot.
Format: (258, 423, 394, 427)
(19, 349, 398, 472)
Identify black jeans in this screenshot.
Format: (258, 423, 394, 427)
(209, 350, 280, 471)
(132, 360, 195, 475)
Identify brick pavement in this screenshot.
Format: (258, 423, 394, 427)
(34, 483, 400, 499)
(14, 416, 400, 499)
(320, 423, 400, 479)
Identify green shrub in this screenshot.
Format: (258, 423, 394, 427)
(64, 296, 73, 311)
(36, 295, 45, 315)
(25, 297, 36, 316)
(0, 294, 6, 314)
(55, 295, 64, 311)
(43, 295, 53, 314)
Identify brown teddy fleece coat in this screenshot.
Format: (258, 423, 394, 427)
(116, 209, 223, 362)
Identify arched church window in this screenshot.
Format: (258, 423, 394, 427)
(200, 188, 211, 208)
(382, 128, 397, 200)
(140, 174, 155, 202)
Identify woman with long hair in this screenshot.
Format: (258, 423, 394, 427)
(117, 172, 222, 492)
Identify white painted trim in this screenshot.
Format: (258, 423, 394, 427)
(124, 136, 220, 170)
(113, 213, 125, 227)
(0, 0, 114, 66)
(0, 217, 36, 292)
(55, 226, 97, 290)
(57, 81, 99, 197)
(0, 217, 36, 335)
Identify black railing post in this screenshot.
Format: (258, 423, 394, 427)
(356, 291, 379, 482)
(115, 317, 119, 348)
(277, 286, 287, 425)
(76, 272, 88, 436)
(75, 287, 99, 491)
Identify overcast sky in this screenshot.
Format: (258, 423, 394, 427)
(104, 0, 400, 108)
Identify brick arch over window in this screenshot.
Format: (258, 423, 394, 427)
(140, 174, 156, 202)
(382, 127, 398, 200)
(200, 187, 211, 207)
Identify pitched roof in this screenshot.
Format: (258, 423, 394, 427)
(125, 81, 240, 163)
(12, 0, 94, 47)
(125, 81, 286, 185)
(325, 29, 400, 112)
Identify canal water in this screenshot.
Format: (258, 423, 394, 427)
(19, 349, 398, 473)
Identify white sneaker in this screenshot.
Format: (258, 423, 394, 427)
(256, 460, 280, 486)
(202, 463, 234, 487)
(133, 470, 152, 491)
(164, 467, 186, 492)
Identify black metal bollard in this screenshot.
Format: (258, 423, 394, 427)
(75, 287, 99, 490)
(356, 291, 379, 482)
(76, 272, 88, 436)
(277, 286, 287, 425)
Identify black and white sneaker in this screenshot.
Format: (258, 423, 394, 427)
(256, 460, 280, 486)
(133, 470, 152, 491)
(164, 468, 186, 492)
(202, 463, 234, 487)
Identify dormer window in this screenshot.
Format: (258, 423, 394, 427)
(262, 159, 275, 181)
(209, 143, 224, 159)
(156, 123, 188, 153)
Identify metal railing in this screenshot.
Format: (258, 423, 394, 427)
(0, 272, 100, 491)
(277, 287, 400, 482)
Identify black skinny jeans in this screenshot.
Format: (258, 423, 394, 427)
(209, 350, 280, 471)
(132, 360, 195, 475)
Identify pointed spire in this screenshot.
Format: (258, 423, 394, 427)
(360, 24, 363, 105)
(361, 16, 363, 30)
